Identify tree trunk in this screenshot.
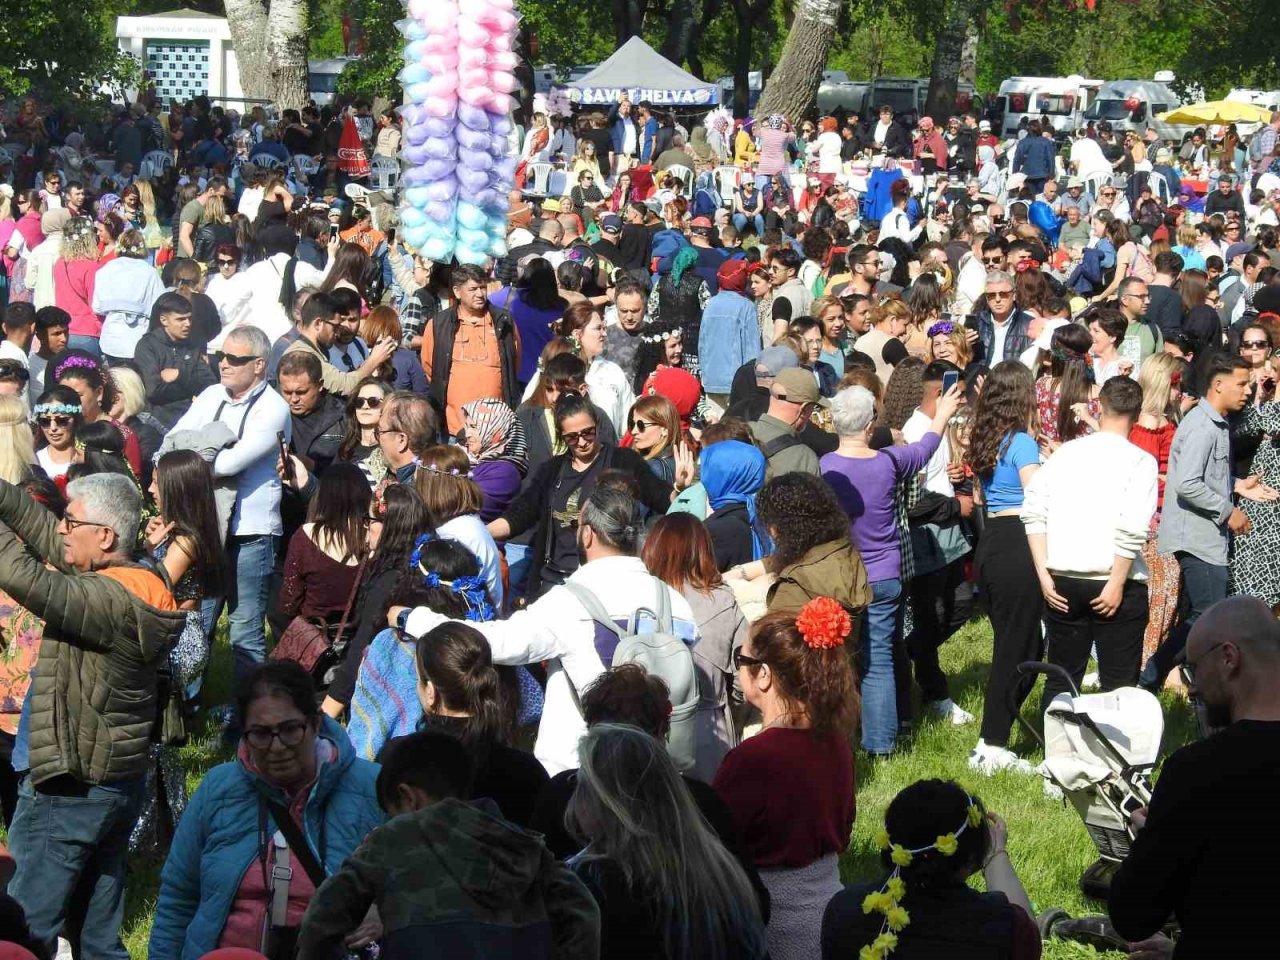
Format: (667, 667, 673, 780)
(222, 0, 271, 101)
(753, 0, 844, 122)
(732, 0, 754, 117)
(660, 0, 699, 67)
(267, 0, 309, 111)
(924, 0, 976, 122)
(959, 20, 979, 86)
(612, 0, 649, 48)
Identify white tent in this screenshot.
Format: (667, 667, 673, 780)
(562, 37, 718, 108)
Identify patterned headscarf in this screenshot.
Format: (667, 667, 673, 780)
(461, 398, 529, 476)
(96, 194, 121, 221)
(670, 245, 699, 286)
(766, 114, 786, 130)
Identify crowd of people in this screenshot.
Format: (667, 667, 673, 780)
(0, 86, 1275, 960)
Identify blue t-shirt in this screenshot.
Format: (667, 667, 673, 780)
(983, 431, 1039, 513)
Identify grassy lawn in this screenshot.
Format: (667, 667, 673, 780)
(119, 616, 1195, 959)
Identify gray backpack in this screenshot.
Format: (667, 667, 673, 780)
(564, 577, 700, 772)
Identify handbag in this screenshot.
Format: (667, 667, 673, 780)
(270, 561, 365, 688)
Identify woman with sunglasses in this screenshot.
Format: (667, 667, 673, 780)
(32, 385, 81, 481)
(487, 391, 683, 598)
(627, 394, 683, 484)
(134, 291, 219, 431)
(149, 661, 383, 959)
(337, 377, 390, 487)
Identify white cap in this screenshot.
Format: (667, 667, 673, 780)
(979, 120, 991, 131)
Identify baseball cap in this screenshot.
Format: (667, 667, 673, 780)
(771, 368, 829, 407)
(689, 216, 714, 230)
(644, 197, 664, 216)
(978, 119, 991, 131)
(600, 214, 622, 234)
(755, 346, 800, 379)
(1225, 242, 1255, 261)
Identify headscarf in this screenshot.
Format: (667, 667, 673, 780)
(700, 440, 769, 560)
(766, 114, 786, 131)
(461, 398, 529, 475)
(96, 194, 121, 221)
(717, 257, 751, 294)
(642, 366, 701, 432)
(670, 245, 699, 286)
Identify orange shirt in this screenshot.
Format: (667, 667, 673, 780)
(421, 313, 518, 434)
(339, 225, 385, 256)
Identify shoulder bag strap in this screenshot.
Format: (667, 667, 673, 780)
(330, 561, 366, 647)
(651, 576, 673, 633)
(269, 834, 291, 929)
(264, 797, 327, 888)
(563, 581, 625, 640)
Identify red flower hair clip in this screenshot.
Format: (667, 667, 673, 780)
(796, 597, 851, 650)
(1014, 259, 1042, 274)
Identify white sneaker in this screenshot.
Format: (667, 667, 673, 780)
(926, 698, 976, 725)
(1082, 671, 1100, 690)
(56, 939, 74, 960)
(968, 740, 1035, 776)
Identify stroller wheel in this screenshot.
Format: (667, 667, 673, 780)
(1079, 857, 1120, 901)
(1036, 908, 1070, 940)
(1045, 914, 1130, 951)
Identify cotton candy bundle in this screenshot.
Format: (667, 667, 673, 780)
(396, 0, 518, 264)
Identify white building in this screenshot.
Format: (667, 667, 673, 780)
(115, 10, 245, 107)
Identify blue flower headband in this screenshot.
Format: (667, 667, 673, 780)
(32, 401, 81, 418)
(409, 534, 495, 622)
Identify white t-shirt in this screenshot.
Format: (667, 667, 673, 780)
(1069, 137, 1111, 180)
(991, 315, 1012, 362)
(437, 513, 505, 612)
(0, 340, 28, 367)
(902, 409, 953, 497)
(36, 447, 70, 478)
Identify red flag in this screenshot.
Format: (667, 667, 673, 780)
(337, 116, 370, 178)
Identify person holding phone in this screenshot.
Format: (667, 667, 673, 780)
(820, 381, 964, 755)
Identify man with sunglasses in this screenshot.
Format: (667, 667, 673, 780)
(281, 291, 394, 398)
(1111, 594, 1280, 958)
(973, 268, 1034, 366)
(169, 325, 291, 705)
(0, 471, 186, 960)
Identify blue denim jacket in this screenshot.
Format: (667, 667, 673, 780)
(698, 291, 761, 394)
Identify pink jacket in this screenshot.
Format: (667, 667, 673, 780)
(53, 258, 102, 338)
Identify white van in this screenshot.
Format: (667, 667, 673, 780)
(867, 77, 977, 126)
(997, 75, 1102, 139)
(1081, 79, 1186, 140)
(308, 58, 356, 106)
(1226, 88, 1280, 137)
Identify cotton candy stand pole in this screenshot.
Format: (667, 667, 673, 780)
(453, 0, 520, 265)
(396, 0, 462, 263)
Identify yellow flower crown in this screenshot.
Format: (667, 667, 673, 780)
(860, 797, 985, 960)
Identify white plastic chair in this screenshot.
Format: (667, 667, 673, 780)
(370, 155, 399, 191)
(1084, 173, 1111, 201)
(143, 150, 173, 178)
(715, 165, 740, 203)
(665, 164, 695, 193)
(525, 162, 554, 197)
(1151, 174, 1174, 207)
(253, 154, 286, 171)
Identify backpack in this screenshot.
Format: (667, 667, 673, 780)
(1249, 133, 1265, 163)
(564, 577, 700, 772)
(692, 185, 721, 219)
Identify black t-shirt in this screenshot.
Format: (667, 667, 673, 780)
(282, 124, 313, 157)
(582, 127, 612, 176)
(1110, 720, 1280, 955)
(1146, 284, 1184, 340)
(545, 455, 607, 580)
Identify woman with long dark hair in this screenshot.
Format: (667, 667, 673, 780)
(965, 360, 1044, 775)
(55, 352, 143, 476)
(319, 241, 374, 302)
(66, 420, 135, 485)
(642, 513, 750, 780)
(133, 450, 226, 853)
(32, 385, 81, 482)
(278, 461, 370, 625)
(496, 258, 568, 385)
(336, 377, 390, 487)
(572, 724, 769, 960)
(713, 604, 858, 960)
(1035, 322, 1099, 449)
(322, 484, 431, 718)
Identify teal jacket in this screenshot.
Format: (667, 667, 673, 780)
(148, 716, 383, 960)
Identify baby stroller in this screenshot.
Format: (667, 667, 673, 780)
(1011, 662, 1170, 950)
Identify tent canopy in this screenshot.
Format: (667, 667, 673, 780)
(562, 37, 718, 108)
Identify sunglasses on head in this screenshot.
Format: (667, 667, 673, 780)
(354, 395, 383, 409)
(215, 351, 258, 366)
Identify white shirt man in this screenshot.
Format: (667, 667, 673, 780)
(396, 491, 700, 774)
(1070, 134, 1111, 181)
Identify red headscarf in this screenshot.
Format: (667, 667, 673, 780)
(642, 366, 701, 431)
(716, 257, 751, 294)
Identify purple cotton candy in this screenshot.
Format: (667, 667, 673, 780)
(490, 115, 513, 137)
(471, 188, 499, 209)
(421, 157, 458, 180)
(458, 150, 493, 172)
(426, 200, 455, 221)
(456, 126, 490, 151)
(398, 104, 428, 125)
(455, 166, 490, 192)
(456, 102, 491, 132)
(422, 116, 456, 139)
(423, 177, 459, 201)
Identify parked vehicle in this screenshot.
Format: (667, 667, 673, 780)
(866, 77, 977, 127)
(996, 75, 1103, 139)
(1226, 88, 1280, 137)
(717, 72, 764, 114)
(308, 58, 357, 106)
(817, 71, 870, 117)
(1081, 77, 1189, 141)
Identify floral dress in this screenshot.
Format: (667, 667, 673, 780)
(130, 541, 208, 854)
(0, 592, 43, 737)
(1035, 376, 1100, 446)
(1230, 403, 1280, 605)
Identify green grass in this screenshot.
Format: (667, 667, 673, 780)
(118, 616, 1195, 959)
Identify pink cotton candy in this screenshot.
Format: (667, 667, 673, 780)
(490, 71, 516, 93)
(424, 95, 459, 118)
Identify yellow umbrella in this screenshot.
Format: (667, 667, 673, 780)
(1157, 100, 1273, 125)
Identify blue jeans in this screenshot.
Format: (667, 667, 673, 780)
(732, 212, 765, 237)
(67, 334, 100, 356)
(504, 541, 533, 600)
(225, 533, 278, 697)
(859, 577, 904, 754)
(1142, 552, 1229, 688)
(9, 774, 146, 959)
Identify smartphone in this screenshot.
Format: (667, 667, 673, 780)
(942, 370, 961, 394)
(329, 223, 340, 242)
(277, 431, 293, 488)
(963, 314, 980, 331)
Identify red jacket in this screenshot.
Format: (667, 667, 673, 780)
(53, 258, 102, 338)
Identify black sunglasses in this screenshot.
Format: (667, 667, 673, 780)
(354, 395, 383, 409)
(216, 258, 236, 267)
(215, 351, 258, 366)
(560, 426, 597, 445)
(733, 650, 767, 669)
(36, 415, 73, 428)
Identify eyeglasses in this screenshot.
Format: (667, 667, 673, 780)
(560, 426, 597, 445)
(1122, 293, 1151, 301)
(1242, 339, 1270, 349)
(733, 650, 767, 670)
(62, 516, 111, 534)
(1182, 640, 1227, 683)
(987, 290, 1014, 299)
(354, 395, 383, 409)
(216, 258, 236, 267)
(215, 351, 259, 366)
(243, 719, 309, 749)
(36, 415, 73, 428)
(373, 426, 404, 438)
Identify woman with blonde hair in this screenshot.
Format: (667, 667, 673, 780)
(414, 444, 505, 610)
(52, 216, 103, 353)
(0, 396, 35, 484)
(627, 394, 682, 483)
(193, 194, 235, 264)
(926, 319, 974, 374)
(1130, 351, 1184, 668)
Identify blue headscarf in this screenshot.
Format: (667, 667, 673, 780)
(700, 440, 769, 560)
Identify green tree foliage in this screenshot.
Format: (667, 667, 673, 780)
(2, 0, 141, 101)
